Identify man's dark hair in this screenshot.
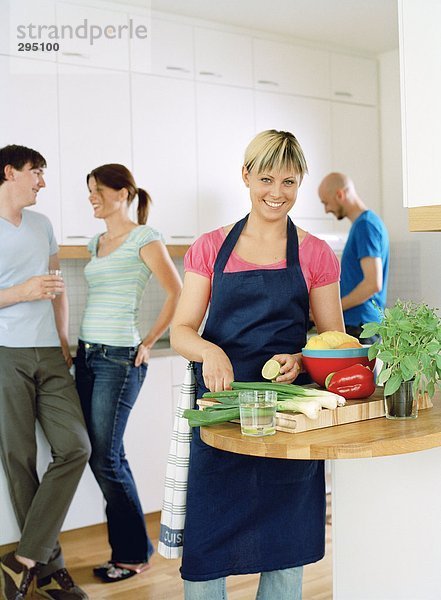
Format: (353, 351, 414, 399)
(0, 145, 47, 185)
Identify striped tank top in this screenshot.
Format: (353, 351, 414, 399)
(80, 225, 162, 346)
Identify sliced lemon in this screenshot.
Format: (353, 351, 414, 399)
(261, 359, 281, 381)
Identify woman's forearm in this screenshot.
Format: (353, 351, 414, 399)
(170, 324, 219, 362)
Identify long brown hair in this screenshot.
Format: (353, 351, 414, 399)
(87, 163, 151, 224)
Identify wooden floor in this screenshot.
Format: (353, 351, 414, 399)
(1, 496, 332, 600)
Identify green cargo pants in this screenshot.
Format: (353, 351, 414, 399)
(0, 347, 91, 578)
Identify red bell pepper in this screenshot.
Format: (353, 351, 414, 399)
(325, 363, 376, 399)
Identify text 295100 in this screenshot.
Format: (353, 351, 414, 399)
(18, 42, 60, 52)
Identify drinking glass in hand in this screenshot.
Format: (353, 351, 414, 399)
(48, 269, 63, 295)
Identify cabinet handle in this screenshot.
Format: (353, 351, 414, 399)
(334, 91, 353, 97)
(199, 71, 222, 78)
(166, 66, 191, 73)
(170, 235, 195, 239)
(61, 52, 90, 59)
(65, 235, 92, 239)
(257, 80, 279, 87)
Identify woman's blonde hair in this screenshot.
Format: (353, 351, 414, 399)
(243, 130, 308, 179)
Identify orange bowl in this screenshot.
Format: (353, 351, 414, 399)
(301, 347, 375, 387)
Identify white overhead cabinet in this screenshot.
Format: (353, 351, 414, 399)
(0, 0, 57, 61)
(255, 92, 333, 231)
(55, 1, 130, 70)
(253, 39, 330, 99)
(195, 27, 253, 87)
(57, 64, 132, 243)
(131, 74, 198, 244)
(330, 53, 378, 105)
(398, 0, 441, 230)
(0, 56, 62, 239)
(331, 103, 381, 220)
(196, 83, 255, 234)
(130, 16, 194, 78)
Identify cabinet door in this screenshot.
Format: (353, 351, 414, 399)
(131, 74, 198, 244)
(196, 83, 255, 234)
(131, 16, 194, 78)
(331, 54, 378, 106)
(56, 2, 130, 70)
(0, 56, 62, 240)
(195, 28, 253, 87)
(331, 103, 381, 227)
(58, 64, 132, 243)
(124, 357, 173, 514)
(399, 0, 441, 210)
(0, 0, 56, 61)
(255, 91, 333, 232)
(253, 39, 330, 99)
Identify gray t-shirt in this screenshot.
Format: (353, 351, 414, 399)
(0, 209, 60, 347)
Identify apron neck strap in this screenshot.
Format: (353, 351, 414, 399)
(214, 214, 299, 274)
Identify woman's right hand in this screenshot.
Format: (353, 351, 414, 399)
(201, 346, 234, 392)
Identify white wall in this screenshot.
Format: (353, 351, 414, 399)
(379, 50, 441, 308)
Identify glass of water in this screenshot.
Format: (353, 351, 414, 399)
(239, 390, 277, 437)
(48, 269, 63, 295)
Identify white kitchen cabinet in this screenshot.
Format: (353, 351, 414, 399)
(131, 73, 198, 244)
(55, 1, 130, 70)
(0, 56, 62, 240)
(196, 83, 255, 234)
(255, 91, 333, 231)
(253, 38, 330, 99)
(399, 0, 441, 214)
(331, 53, 378, 106)
(57, 64, 132, 243)
(195, 27, 253, 88)
(131, 16, 194, 78)
(331, 102, 381, 225)
(0, 0, 57, 61)
(124, 356, 173, 515)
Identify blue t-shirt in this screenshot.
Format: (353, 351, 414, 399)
(341, 210, 389, 326)
(0, 210, 60, 347)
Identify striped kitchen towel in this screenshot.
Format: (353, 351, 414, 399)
(158, 361, 194, 559)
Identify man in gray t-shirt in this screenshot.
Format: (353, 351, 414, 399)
(0, 145, 90, 600)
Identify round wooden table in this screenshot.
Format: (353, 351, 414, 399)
(200, 392, 441, 459)
(201, 392, 441, 599)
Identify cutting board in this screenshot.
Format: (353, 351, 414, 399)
(197, 387, 433, 434)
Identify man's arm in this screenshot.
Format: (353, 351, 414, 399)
(49, 254, 72, 366)
(0, 273, 63, 308)
(341, 256, 383, 311)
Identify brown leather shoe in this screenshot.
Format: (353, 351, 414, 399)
(35, 568, 88, 599)
(0, 551, 36, 600)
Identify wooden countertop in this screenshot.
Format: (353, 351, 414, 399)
(59, 244, 189, 259)
(200, 391, 441, 460)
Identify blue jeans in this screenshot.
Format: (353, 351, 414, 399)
(75, 340, 153, 563)
(183, 567, 303, 600)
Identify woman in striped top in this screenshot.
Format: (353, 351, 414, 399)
(75, 164, 182, 583)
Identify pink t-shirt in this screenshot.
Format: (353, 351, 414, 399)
(184, 227, 340, 292)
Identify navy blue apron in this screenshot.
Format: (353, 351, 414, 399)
(181, 215, 325, 582)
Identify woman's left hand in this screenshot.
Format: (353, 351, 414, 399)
(135, 343, 151, 367)
(271, 353, 303, 383)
